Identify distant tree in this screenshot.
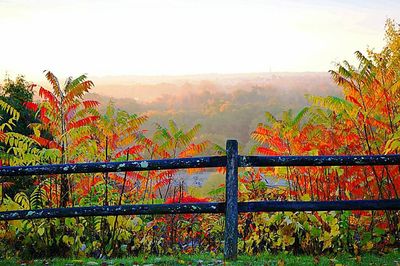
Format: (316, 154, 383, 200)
(0, 75, 37, 197)
(0, 75, 36, 136)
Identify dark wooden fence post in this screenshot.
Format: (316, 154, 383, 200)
(224, 139, 239, 260)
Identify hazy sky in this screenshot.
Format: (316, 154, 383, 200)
(0, 0, 399, 80)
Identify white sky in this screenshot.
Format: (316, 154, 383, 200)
(0, 0, 399, 80)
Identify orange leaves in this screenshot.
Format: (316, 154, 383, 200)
(154, 177, 173, 191)
(156, 149, 171, 159)
(251, 125, 269, 144)
(31, 135, 61, 149)
(109, 173, 134, 188)
(366, 117, 391, 132)
(127, 171, 146, 181)
(115, 145, 145, 158)
(346, 95, 362, 108)
(165, 193, 209, 204)
(0, 132, 5, 142)
(67, 115, 99, 130)
(82, 100, 99, 109)
(151, 169, 178, 191)
(179, 141, 210, 157)
(75, 175, 102, 197)
(256, 147, 280, 156)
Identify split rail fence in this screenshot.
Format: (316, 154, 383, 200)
(1, 140, 400, 260)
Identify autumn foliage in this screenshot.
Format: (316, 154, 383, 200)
(0, 19, 399, 259)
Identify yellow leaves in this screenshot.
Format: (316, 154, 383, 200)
(252, 233, 260, 242)
(107, 216, 116, 227)
(330, 223, 340, 237)
(300, 194, 311, 201)
(321, 231, 332, 251)
(37, 227, 45, 236)
(245, 239, 255, 254)
(274, 167, 288, 176)
(275, 224, 295, 249)
(283, 235, 295, 246)
(130, 216, 142, 232)
(117, 230, 132, 241)
(0, 99, 20, 128)
(182, 123, 202, 146)
(384, 131, 400, 153)
(94, 217, 102, 233)
(76, 224, 84, 237)
(363, 241, 374, 251)
(14, 192, 29, 210)
(239, 183, 249, 195)
(92, 240, 101, 249)
(62, 235, 75, 246)
(65, 217, 76, 229)
(4, 132, 39, 154)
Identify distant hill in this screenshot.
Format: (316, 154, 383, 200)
(85, 72, 341, 148)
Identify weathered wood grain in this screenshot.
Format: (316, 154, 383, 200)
(0, 202, 225, 221)
(238, 199, 400, 212)
(240, 154, 400, 167)
(224, 140, 238, 260)
(0, 156, 226, 176)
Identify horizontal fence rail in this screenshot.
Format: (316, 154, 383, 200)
(240, 154, 400, 167)
(0, 203, 225, 221)
(0, 156, 226, 176)
(0, 139, 399, 260)
(239, 199, 400, 212)
(1, 154, 399, 177)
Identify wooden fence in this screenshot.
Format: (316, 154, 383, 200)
(1, 139, 400, 260)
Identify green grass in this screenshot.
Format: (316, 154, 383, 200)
(1, 250, 399, 265)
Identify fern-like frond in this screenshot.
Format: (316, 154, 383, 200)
(182, 123, 201, 146)
(178, 141, 210, 157)
(0, 99, 20, 128)
(65, 80, 94, 102)
(212, 143, 226, 155)
(264, 111, 278, 124)
(44, 70, 62, 97)
(251, 124, 270, 144)
(169, 120, 178, 136)
(39, 87, 59, 107)
(65, 74, 88, 93)
(82, 100, 99, 109)
(14, 192, 30, 209)
(291, 107, 309, 127)
(67, 115, 99, 130)
(306, 95, 357, 117)
(30, 185, 47, 209)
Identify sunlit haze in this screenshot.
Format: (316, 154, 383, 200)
(1, 0, 399, 81)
